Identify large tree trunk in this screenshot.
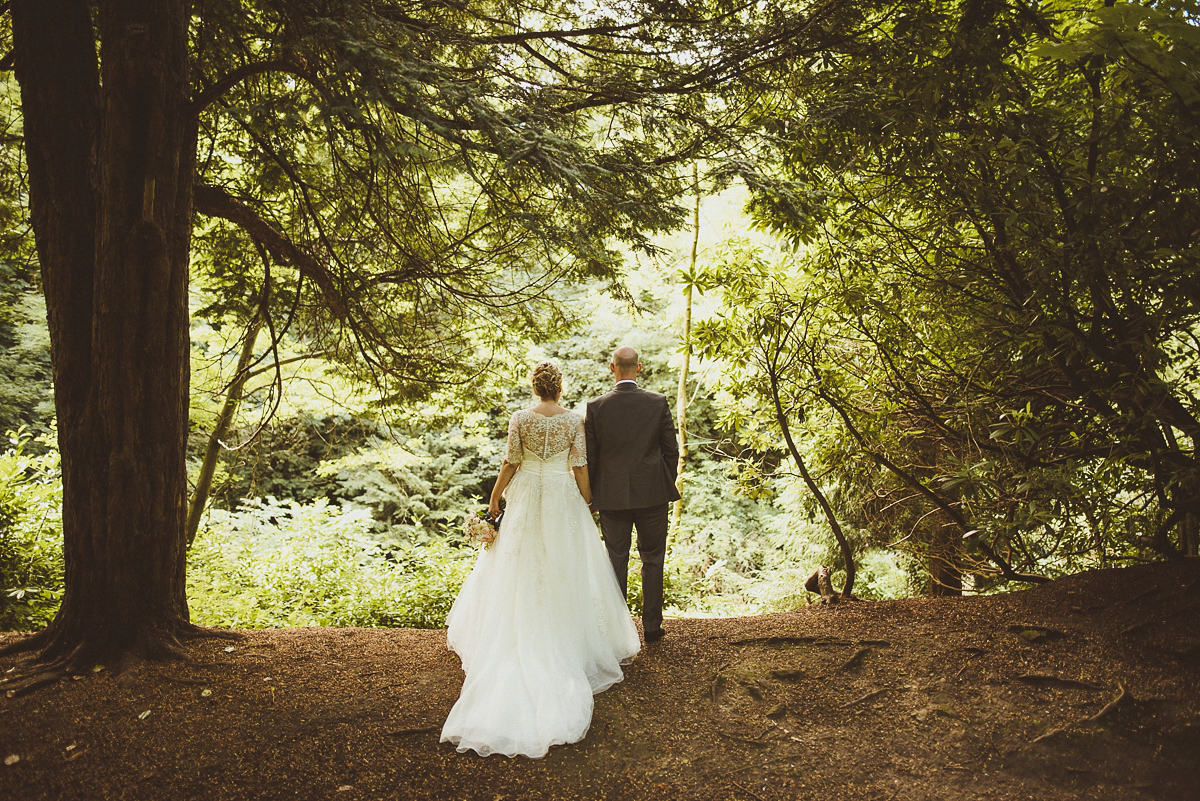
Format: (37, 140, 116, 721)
(7, 0, 202, 672)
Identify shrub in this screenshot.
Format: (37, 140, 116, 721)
(187, 497, 476, 628)
(0, 428, 63, 629)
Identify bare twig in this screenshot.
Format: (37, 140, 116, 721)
(731, 780, 770, 801)
(841, 687, 890, 708)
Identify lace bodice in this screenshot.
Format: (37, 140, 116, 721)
(504, 409, 588, 467)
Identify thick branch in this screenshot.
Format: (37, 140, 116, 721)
(192, 182, 347, 319)
(190, 59, 293, 116)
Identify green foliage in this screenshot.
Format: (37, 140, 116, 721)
(187, 497, 476, 628)
(716, 0, 1200, 586)
(0, 273, 54, 441)
(316, 426, 504, 542)
(0, 429, 63, 629)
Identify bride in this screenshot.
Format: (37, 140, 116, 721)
(440, 362, 641, 758)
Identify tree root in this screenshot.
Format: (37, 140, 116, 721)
(0, 628, 54, 657)
(732, 636, 850, 647)
(1, 641, 87, 697)
(1016, 674, 1098, 690)
(838, 647, 871, 672)
(1030, 683, 1129, 744)
(186, 625, 243, 642)
(386, 726, 438, 737)
(3, 667, 70, 698)
(1, 622, 239, 696)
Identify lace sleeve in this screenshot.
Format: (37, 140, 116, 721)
(568, 414, 587, 467)
(504, 412, 523, 464)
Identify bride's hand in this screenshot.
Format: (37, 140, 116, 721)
(489, 501, 502, 519)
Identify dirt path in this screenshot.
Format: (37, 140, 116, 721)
(3, 563, 1199, 800)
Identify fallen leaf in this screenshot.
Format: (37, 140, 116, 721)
(337, 786, 352, 792)
(200, 688, 213, 698)
(224, 646, 236, 653)
(263, 676, 273, 682)
(65, 744, 76, 752)
(4, 755, 18, 766)
(92, 665, 105, 673)
(138, 710, 151, 720)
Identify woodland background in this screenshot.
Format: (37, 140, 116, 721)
(0, 0, 1197, 641)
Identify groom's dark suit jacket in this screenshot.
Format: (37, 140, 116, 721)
(586, 383, 681, 511)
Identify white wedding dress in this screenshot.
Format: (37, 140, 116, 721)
(441, 409, 640, 758)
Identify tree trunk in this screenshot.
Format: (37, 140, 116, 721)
(7, 0, 202, 671)
(1182, 513, 1198, 558)
(768, 374, 855, 598)
(804, 565, 841, 604)
(928, 519, 963, 596)
(672, 167, 700, 531)
(186, 313, 263, 548)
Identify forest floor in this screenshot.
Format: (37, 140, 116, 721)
(2, 562, 1199, 801)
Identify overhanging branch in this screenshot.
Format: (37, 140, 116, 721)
(190, 59, 295, 116)
(192, 182, 348, 319)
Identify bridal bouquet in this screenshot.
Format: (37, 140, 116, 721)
(463, 511, 501, 548)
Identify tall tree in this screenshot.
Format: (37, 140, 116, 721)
(6, 0, 201, 680)
(2, 0, 872, 681)
(673, 165, 702, 531)
(736, 0, 1200, 585)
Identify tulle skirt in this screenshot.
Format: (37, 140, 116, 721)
(441, 454, 640, 758)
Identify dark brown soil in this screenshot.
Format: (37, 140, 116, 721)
(2, 562, 1199, 800)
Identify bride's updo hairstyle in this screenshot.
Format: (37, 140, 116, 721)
(531, 361, 563, 401)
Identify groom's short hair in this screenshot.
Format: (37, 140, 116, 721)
(612, 348, 639, 371)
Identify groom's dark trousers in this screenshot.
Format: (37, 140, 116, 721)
(598, 505, 669, 633)
(586, 381, 680, 636)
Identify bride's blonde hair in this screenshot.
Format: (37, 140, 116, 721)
(531, 361, 563, 400)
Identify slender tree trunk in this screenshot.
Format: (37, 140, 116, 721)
(186, 313, 263, 548)
(768, 372, 856, 598)
(7, 0, 202, 671)
(672, 167, 700, 530)
(1182, 513, 1198, 557)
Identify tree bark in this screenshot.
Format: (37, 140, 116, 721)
(7, 0, 202, 669)
(928, 519, 963, 596)
(804, 565, 841, 604)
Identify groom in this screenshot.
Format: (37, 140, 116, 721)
(586, 346, 680, 642)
